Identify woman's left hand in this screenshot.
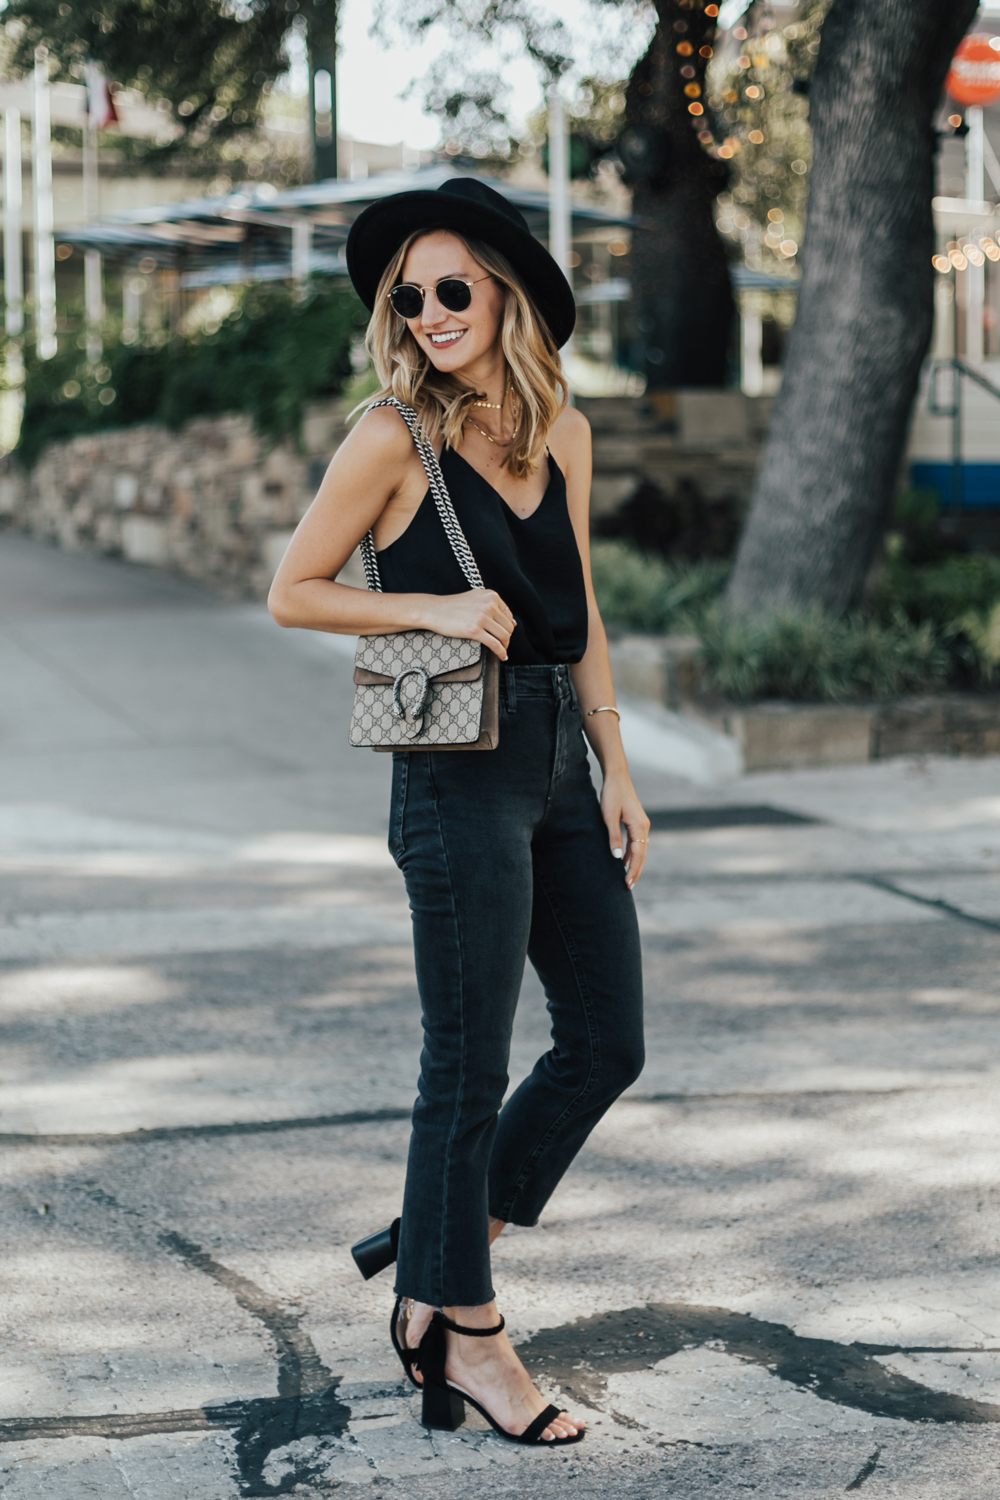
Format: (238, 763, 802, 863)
(601, 774, 651, 890)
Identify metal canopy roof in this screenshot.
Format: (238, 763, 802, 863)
(61, 164, 636, 283)
(265, 163, 637, 233)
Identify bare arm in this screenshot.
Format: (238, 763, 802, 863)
(550, 408, 651, 887)
(267, 407, 515, 659)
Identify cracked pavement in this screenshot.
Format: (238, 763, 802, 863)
(2, 532, 1000, 1497)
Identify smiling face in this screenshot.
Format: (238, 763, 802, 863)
(397, 231, 506, 378)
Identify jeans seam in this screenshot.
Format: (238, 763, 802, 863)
(426, 753, 472, 1308)
(496, 869, 601, 1222)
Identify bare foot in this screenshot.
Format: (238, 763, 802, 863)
(397, 1300, 434, 1383)
(443, 1301, 584, 1443)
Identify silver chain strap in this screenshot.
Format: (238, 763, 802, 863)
(358, 398, 484, 595)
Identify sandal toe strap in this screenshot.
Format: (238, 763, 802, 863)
(520, 1404, 562, 1445)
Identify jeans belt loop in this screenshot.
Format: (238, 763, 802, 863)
(503, 664, 517, 714)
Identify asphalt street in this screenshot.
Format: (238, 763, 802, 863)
(2, 530, 1000, 1498)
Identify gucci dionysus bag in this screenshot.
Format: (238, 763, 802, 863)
(348, 398, 499, 752)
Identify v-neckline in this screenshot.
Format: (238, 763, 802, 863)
(449, 448, 555, 524)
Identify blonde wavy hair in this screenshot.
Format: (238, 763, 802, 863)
(360, 230, 567, 479)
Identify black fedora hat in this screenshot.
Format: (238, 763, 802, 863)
(346, 176, 575, 349)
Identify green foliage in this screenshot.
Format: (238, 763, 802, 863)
(959, 602, 1000, 686)
(590, 540, 728, 634)
(4, 0, 333, 172)
(871, 521, 1000, 687)
(15, 281, 367, 468)
(698, 608, 948, 703)
(876, 551, 1000, 629)
(591, 540, 959, 702)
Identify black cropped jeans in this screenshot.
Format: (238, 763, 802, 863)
(390, 664, 644, 1308)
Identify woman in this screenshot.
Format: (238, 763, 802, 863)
(269, 178, 648, 1448)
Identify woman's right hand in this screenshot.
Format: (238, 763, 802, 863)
(423, 589, 516, 660)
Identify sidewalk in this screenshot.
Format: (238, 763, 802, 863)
(2, 532, 999, 1497)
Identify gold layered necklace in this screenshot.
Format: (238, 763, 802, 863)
(465, 377, 520, 447)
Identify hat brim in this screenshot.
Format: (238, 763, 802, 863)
(346, 190, 576, 349)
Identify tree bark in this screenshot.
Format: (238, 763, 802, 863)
(726, 0, 978, 617)
(625, 4, 735, 388)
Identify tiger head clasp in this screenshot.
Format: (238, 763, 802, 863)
(392, 666, 431, 734)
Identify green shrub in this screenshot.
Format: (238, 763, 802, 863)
(876, 550, 1000, 628)
(698, 607, 948, 703)
(590, 539, 728, 633)
(15, 280, 368, 468)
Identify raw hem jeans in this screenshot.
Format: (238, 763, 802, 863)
(390, 664, 644, 1309)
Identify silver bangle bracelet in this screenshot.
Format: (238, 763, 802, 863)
(586, 705, 621, 722)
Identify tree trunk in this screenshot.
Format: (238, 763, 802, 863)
(624, 5, 734, 389)
(726, 0, 978, 617)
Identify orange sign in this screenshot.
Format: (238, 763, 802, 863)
(946, 34, 1000, 107)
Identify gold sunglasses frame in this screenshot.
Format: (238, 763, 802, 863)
(387, 274, 493, 318)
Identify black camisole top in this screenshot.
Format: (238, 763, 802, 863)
(375, 447, 589, 666)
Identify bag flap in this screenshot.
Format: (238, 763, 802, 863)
(354, 657, 485, 686)
(354, 629, 482, 681)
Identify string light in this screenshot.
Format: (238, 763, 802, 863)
(748, 129, 764, 143)
(745, 85, 762, 99)
(778, 239, 798, 257)
(932, 255, 952, 273)
(688, 101, 704, 115)
(949, 249, 968, 269)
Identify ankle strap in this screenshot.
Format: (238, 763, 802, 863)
(436, 1310, 505, 1337)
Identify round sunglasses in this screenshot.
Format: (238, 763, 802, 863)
(388, 275, 492, 320)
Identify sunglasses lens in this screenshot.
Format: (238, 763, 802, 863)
(390, 285, 423, 319)
(437, 279, 474, 313)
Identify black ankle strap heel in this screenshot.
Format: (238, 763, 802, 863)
(418, 1309, 583, 1447)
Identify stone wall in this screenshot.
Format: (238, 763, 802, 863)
(0, 399, 355, 598)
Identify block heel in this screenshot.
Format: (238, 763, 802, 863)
(351, 1217, 400, 1280)
(421, 1376, 465, 1431)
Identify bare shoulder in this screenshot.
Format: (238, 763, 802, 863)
(551, 404, 591, 443)
(337, 403, 415, 464)
(547, 403, 591, 478)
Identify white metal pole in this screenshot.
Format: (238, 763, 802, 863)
(4, 107, 23, 338)
(84, 250, 103, 361)
(32, 47, 57, 360)
(741, 309, 763, 395)
(122, 272, 141, 344)
(291, 216, 312, 297)
(547, 84, 571, 283)
(966, 104, 985, 363)
(83, 113, 103, 363)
